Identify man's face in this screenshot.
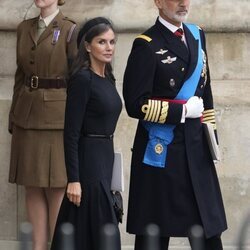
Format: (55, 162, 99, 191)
(155, 0, 190, 26)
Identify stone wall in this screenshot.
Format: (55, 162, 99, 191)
(0, 0, 250, 249)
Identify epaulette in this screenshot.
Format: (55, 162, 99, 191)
(136, 34, 152, 42)
(63, 16, 76, 24)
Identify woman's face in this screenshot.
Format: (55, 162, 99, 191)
(86, 28, 116, 66)
(34, 0, 58, 9)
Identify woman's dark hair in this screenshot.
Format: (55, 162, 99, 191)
(70, 17, 116, 84)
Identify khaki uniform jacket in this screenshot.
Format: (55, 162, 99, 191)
(9, 11, 78, 130)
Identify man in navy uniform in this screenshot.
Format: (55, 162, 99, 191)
(123, 0, 227, 249)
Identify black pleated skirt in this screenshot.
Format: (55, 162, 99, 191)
(51, 136, 121, 250)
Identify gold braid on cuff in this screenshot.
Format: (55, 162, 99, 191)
(141, 100, 169, 123)
(203, 109, 216, 129)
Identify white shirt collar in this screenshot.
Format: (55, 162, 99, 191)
(158, 16, 188, 46)
(158, 15, 184, 33)
(39, 9, 59, 27)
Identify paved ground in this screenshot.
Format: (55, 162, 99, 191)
(0, 241, 247, 250)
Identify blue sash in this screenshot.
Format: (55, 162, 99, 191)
(142, 24, 203, 168)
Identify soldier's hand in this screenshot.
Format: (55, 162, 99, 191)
(184, 96, 204, 118)
(67, 182, 82, 207)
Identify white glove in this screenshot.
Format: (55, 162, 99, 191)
(184, 96, 204, 118)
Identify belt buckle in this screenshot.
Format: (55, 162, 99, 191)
(31, 76, 39, 89)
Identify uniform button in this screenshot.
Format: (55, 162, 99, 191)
(200, 84, 204, 88)
(30, 60, 34, 64)
(181, 67, 185, 72)
(169, 79, 175, 87)
(31, 46, 36, 50)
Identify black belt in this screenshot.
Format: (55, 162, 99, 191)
(25, 75, 67, 89)
(83, 134, 114, 139)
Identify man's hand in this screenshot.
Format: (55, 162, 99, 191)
(184, 96, 204, 118)
(67, 182, 82, 207)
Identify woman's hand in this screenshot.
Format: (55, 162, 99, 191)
(66, 182, 82, 207)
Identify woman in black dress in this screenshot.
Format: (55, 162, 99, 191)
(51, 17, 122, 250)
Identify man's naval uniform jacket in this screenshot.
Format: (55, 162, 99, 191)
(123, 18, 227, 238)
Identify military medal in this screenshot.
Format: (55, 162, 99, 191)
(52, 29, 60, 45)
(161, 56, 177, 64)
(155, 143, 164, 154)
(201, 50, 207, 85)
(156, 49, 168, 55)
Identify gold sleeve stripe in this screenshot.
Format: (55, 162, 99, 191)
(203, 117, 216, 123)
(203, 109, 215, 121)
(203, 109, 215, 115)
(147, 100, 156, 122)
(203, 113, 215, 117)
(203, 109, 217, 129)
(203, 114, 215, 119)
(152, 100, 159, 122)
(158, 101, 169, 124)
(203, 116, 215, 120)
(154, 101, 161, 122)
(136, 34, 152, 42)
(150, 100, 157, 122)
(203, 113, 215, 118)
(143, 99, 151, 121)
(141, 99, 169, 123)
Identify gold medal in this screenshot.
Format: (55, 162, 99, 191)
(155, 143, 163, 154)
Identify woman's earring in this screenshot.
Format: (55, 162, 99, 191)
(85, 42, 91, 53)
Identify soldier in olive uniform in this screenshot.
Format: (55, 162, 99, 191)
(123, 0, 227, 249)
(8, 0, 77, 249)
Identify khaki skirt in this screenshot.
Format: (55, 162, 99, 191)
(9, 125, 67, 188)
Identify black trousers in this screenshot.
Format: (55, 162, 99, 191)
(135, 234, 223, 250)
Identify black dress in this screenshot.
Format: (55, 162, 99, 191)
(51, 69, 122, 250)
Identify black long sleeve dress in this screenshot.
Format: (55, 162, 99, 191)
(51, 69, 122, 250)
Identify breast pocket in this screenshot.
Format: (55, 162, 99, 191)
(43, 89, 66, 124)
